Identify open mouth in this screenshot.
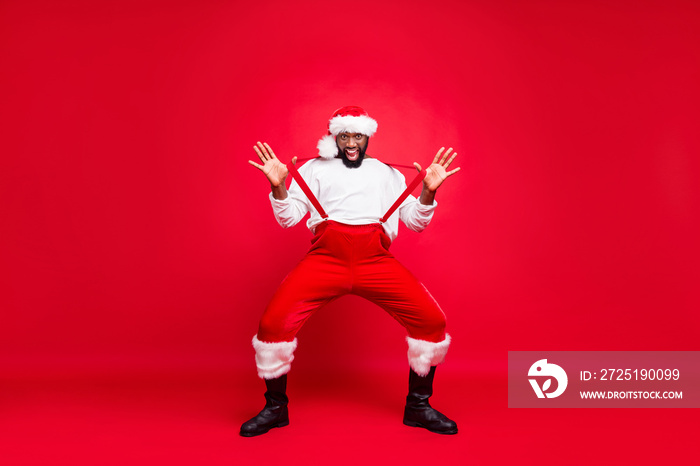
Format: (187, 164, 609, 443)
(344, 148, 360, 161)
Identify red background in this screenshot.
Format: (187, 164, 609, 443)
(2, 0, 699, 464)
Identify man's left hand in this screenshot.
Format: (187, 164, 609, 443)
(414, 147, 461, 193)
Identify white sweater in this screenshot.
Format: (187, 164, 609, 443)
(269, 158, 436, 242)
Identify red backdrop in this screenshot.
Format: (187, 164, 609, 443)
(2, 0, 699, 376)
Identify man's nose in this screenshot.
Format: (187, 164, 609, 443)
(347, 138, 357, 147)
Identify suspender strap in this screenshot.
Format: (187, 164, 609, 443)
(379, 168, 427, 223)
(287, 156, 426, 224)
(287, 160, 329, 219)
(382, 162, 415, 169)
(294, 156, 317, 163)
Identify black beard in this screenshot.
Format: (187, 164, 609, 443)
(337, 139, 369, 169)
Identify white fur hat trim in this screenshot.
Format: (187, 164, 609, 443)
(316, 114, 378, 159)
(328, 114, 378, 138)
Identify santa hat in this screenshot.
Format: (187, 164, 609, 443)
(316, 106, 378, 159)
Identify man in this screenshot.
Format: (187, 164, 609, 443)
(242, 106, 460, 437)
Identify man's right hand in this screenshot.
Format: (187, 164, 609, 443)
(249, 142, 288, 187)
(248, 142, 297, 200)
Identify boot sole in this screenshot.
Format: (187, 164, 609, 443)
(240, 420, 290, 437)
(403, 419, 458, 435)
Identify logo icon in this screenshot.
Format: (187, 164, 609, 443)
(528, 359, 568, 398)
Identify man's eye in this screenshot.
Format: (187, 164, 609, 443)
(355, 135, 362, 139)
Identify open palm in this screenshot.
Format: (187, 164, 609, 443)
(249, 142, 294, 187)
(414, 147, 460, 192)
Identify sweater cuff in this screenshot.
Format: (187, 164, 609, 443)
(416, 199, 438, 211)
(269, 192, 291, 206)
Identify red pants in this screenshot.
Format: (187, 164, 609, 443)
(257, 221, 447, 343)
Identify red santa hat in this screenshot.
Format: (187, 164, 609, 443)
(316, 106, 378, 159)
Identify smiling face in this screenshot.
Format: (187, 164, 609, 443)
(336, 132, 369, 168)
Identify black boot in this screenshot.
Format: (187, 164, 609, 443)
(240, 375, 289, 437)
(403, 366, 457, 434)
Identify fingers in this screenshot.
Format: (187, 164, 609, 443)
(439, 147, 453, 165)
(413, 162, 422, 172)
(433, 147, 444, 164)
(253, 142, 267, 162)
(433, 147, 457, 166)
(446, 166, 461, 177)
(254, 141, 276, 162)
(291, 156, 297, 165)
(263, 142, 277, 159)
(248, 159, 264, 170)
(443, 151, 457, 169)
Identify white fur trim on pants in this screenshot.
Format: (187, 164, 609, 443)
(406, 334, 451, 376)
(252, 335, 298, 379)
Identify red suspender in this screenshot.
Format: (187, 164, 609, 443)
(285, 157, 426, 224)
(378, 168, 427, 223)
(287, 159, 328, 219)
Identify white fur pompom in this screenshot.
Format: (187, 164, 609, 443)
(317, 134, 338, 159)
